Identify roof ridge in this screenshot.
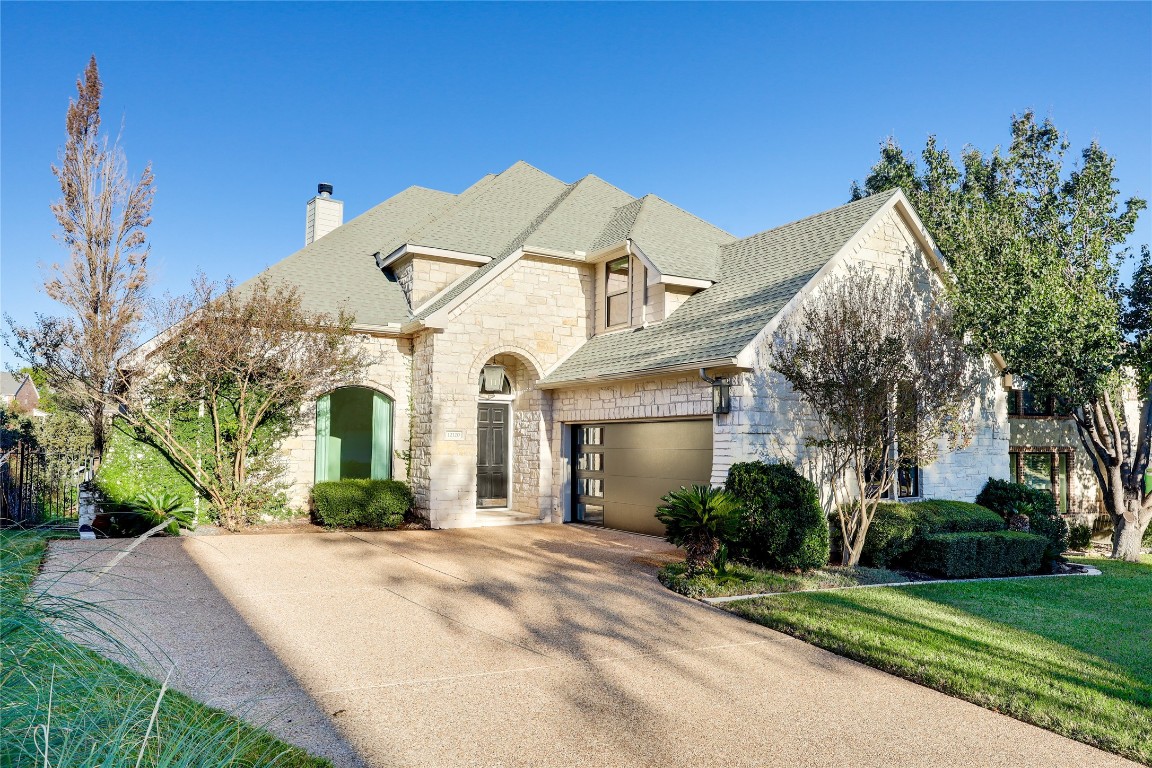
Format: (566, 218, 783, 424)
(727, 188, 899, 248)
(496, 180, 580, 258)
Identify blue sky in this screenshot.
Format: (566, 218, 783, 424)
(2, 1, 1150, 358)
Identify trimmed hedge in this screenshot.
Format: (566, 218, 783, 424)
(725, 462, 829, 571)
(975, 478, 1068, 563)
(912, 530, 1048, 578)
(843, 500, 1005, 568)
(312, 479, 412, 529)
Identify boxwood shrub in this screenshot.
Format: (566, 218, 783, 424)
(912, 530, 1048, 578)
(975, 478, 1068, 563)
(725, 461, 829, 571)
(312, 479, 412, 529)
(837, 500, 1005, 568)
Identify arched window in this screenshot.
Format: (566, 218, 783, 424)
(315, 387, 393, 482)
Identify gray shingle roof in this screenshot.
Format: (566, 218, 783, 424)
(246, 185, 457, 326)
(1, 372, 24, 397)
(406, 161, 569, 257)
(540, 189, 899, 385)
(626, 195, 733, 281)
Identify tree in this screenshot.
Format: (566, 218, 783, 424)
(853, 112, 1150, 560)
(111, 276, 369, 530)
(771, 266, 979, 566)
(5, 56, 154, 464)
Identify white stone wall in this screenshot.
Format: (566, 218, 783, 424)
(716, 207, 1010, 504)
(279, 333, 413, 512)
(414, 255, 593, 527)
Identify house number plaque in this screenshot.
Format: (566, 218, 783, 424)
(444, 430, 465, 441)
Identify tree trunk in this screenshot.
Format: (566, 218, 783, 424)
(1112, 515, 1146, 562)
(91, 402, 106, 468)
(685, 531, 720, 575)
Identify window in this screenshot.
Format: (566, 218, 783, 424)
(895, 383, 919, 499)
(865, 385, 921, 500)
(315, 387, 393, 482)
(1010, 449, 1070, 514)
(605, 256, 630, 328)
(1007, 388, 1068, 418)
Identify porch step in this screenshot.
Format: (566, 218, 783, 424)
(474, 510, 545, 527)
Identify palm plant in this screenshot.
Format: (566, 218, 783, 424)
(656, 484, 742, 575)
(130, 491, 196, 535)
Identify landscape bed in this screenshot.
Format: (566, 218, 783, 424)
(657, 560, 910, 599)
(723, 555, 1152, 763)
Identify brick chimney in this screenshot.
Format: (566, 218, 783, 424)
(305, 183, 343, 245)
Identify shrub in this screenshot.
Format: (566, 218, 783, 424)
(912, 530, 1048, 578)
(975, 478, 1068, 563)
(312, 479, 412, 529)
(835, 499, 1004, 568)
(656, 485, 742, 575)
(95, 420, 199, 514)
(725, 461, 829, 571)
(131, 491, 196, 536)
(1068, 523, 1092, 551)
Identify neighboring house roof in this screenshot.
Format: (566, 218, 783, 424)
(539, 189, 900, 385)
(0, 372, 22, 397)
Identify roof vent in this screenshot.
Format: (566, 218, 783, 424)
(317, 183, 334, 198)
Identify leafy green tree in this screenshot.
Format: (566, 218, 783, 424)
(853, 112, 1150, 560)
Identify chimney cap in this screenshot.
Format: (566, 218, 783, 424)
(317, 182, 334, 197)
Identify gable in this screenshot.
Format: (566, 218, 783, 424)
(540, 190, 901, 386)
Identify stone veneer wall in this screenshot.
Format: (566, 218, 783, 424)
(715, 207, 1010, 503)
(280, 334, 413, 512)
(395, 257, 479, 311)
(414, 255, 592, 527)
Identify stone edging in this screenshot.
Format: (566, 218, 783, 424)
(700, 566, 1103, 605)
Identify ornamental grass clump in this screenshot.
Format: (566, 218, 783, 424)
(0, 531, 331, 766)
(655, 484, 742, 575)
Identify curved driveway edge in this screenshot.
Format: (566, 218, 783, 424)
(42, 525, 1139, 768)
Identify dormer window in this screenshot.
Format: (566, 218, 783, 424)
(606, 256, 630, 328)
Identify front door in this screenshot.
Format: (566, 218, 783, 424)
(476, 403, 510, 507)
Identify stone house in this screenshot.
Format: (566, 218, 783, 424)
(255, 161, 1010, 532)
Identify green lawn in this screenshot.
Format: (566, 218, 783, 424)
(1, 531, 332, 767)
(658, 560, 908, 598)
(725, 556, 1152, 763)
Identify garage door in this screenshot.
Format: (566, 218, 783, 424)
(572, 420, 713, 536)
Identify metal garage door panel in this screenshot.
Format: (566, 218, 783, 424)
(574, 419, 713, 536)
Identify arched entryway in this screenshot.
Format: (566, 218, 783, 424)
(315, 386, 394, 482)
(473, 351, 548, 514)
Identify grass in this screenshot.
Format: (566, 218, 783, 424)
(724, 555, 1152, 763)
(657, 560, 908, 598)
(1, 530, 333, 767)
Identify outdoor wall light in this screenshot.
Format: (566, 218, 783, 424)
(480, 364, 508, 394)
(711, 377, 731, 415)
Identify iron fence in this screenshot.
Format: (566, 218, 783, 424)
(0, 441, 93, 528)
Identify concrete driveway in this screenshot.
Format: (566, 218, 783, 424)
(42, 525, 1136, 768)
